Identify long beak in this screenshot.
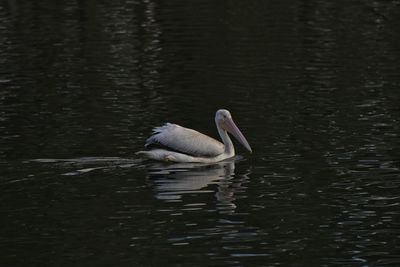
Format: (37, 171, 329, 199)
(224, 118, 252, 153)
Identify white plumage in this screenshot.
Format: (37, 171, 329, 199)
(146, 123, 224, 157)
(137, 109, 252, 163)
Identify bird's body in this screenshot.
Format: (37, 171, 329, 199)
(136, 109, 252, 163)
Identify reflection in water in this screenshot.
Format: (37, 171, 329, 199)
(146, 159, 250, 214)
(1, 0, 400, 266)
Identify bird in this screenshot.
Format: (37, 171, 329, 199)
(136, 109, 252, 163)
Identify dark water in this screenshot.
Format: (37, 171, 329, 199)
(1, 0, 400, 266)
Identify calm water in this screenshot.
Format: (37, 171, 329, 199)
(1, 1, 400, 266)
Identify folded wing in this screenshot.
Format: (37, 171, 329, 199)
(145, 123, 224, 157)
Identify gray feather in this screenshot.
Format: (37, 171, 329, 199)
(145, 123, 224, 157)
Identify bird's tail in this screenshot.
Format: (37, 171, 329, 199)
(136, 150, 168, 161)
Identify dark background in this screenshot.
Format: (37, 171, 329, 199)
(1, 0, 399, 266)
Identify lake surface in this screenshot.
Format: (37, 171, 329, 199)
(1, 1, 400, 266)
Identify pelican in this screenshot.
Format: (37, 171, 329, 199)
(136, 109, 252, 163)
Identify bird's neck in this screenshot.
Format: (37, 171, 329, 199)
(218, 127, 234, 155)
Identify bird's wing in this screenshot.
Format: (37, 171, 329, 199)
(145, 123, 224, 157)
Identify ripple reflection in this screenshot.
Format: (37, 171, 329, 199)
(146, 159, 250, 214)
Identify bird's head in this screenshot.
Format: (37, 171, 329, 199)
(215, 109, 252, 153)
